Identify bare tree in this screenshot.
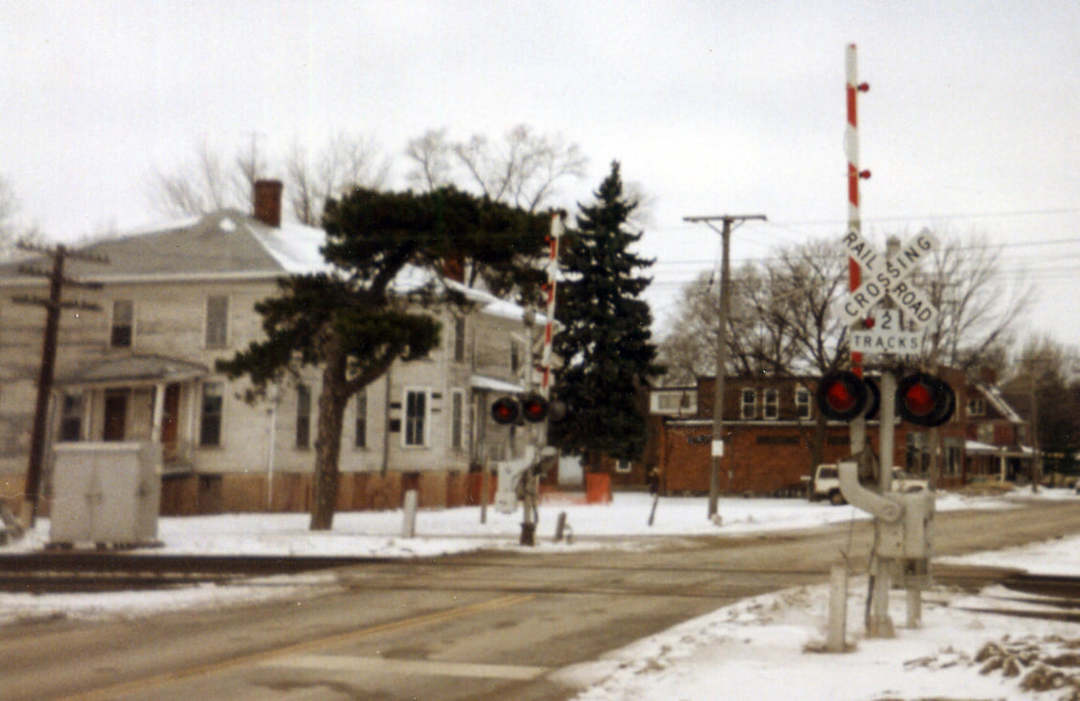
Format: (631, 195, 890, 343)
(920, 232, 1033, 372)
(405, 124, 587, 212)
(147, 138, 244, 218)
(0, 176, 19, 256)
(147, 133, 390, 224)
(911, 232, 1033, 487)
(285, 132, 391, 226)
(659, 240, 849, 383)
(656, 271, 722, 384)
(1005, 335, 1080, 481)
(232, 133, 270, 212)
(404, 128, 454, 192)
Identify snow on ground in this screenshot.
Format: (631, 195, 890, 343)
(4, 487, 1080, 700)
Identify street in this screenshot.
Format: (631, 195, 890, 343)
(6, 500, 1080, 700)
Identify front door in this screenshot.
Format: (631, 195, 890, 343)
(162, 383, 181, 459)
(103, 390, 127, 441)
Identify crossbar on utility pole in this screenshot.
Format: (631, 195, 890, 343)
(14, 241, 107, 526)
(684, 214, 766, 519)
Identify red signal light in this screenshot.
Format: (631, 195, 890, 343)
(491, 397, 519, 425)
(896, 373, 955, 427)
(903, 381, 935, 416)
(520, 395, 548, 423)
(816, 371, 869, 421)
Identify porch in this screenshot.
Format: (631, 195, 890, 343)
(53, 354, 210, 473)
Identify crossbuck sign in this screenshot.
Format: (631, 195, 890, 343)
(840, 228, 940, 328)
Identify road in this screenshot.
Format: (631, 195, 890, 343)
(6, 500, 1080, 700)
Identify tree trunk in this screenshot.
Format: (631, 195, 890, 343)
(310, 340, 348, 531)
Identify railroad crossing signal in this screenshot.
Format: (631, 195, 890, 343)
(817, 371, 952, 427)
(491, 395, 567, 425)
(840, 228, 940, 327)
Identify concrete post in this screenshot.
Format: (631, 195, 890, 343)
(402, 489, 417, 538)
(827, 565, 848, 652)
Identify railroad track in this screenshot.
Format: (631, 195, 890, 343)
(0, 551, 1061, 598)
(0, 553, 389, 593)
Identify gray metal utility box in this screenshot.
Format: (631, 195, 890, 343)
(50, 442, 162, 548)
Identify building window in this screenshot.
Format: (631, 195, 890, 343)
(59, 393, 83, 441)
(205, 295, 228, 348)
(111, 300, 133, 348)
(451, 389, 464, 451)
(795, 387, 812, 420)
(453, 316, 466, 363)
(354, 391, 367, 449)
(296, 384, 311, 448)
(740, 389, 756, 419)
(200, 382, 223, 447)
(404, 389, 428, 446)
(763, 389, 779, 420)
(967, 398, 985, 417)
(654, 391, 695, 415)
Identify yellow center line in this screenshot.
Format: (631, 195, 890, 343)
(63, 593, 535, 701)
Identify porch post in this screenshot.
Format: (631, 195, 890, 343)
(151, 382, 166, 443)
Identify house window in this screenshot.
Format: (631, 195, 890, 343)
(967, 398, 985, 417)
(205, 295, 228, 348)
(200, 382, 223, 447)
(451, 389, 464, 451)
(795, 387, 812, 420)
(111, 300, 133, 348)
(740, 389, 757, 419)
(59, 393, 83, 441)
(354, 391, 367, 448)
(453, 316, 466, 363)
(296, 384, 311, 448)
(404, 389, 428, 446)
(615, 459, 632, 474)
(763, 389, 779, 420)
(510, 340, 521, 375)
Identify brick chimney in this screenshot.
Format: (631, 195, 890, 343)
(441, 254, 465, 283)
(253, 179, 283, 227)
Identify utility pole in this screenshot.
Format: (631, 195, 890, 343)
(1029, 370, 1042, 493)
(684, 214, 766, 519)
(13, 241, 107, 525)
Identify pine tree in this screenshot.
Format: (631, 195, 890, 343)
(551, 162, 662, 467)
(217, 186, 548, 530)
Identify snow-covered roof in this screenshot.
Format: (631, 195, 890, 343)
(965, 440, 999, 453)
(974, 383, 1024, 423)
(0, 208, 542, 324)
(246, 218, 332, 274)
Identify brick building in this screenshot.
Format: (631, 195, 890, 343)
(646, 369, 1027, 496)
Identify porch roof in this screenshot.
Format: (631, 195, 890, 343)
(56, 354, 209, 388)
(965, 439, 1032, 459)
(470, 375, 525, 393)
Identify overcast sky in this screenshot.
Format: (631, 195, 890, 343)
(2, 1, 1078, 348)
